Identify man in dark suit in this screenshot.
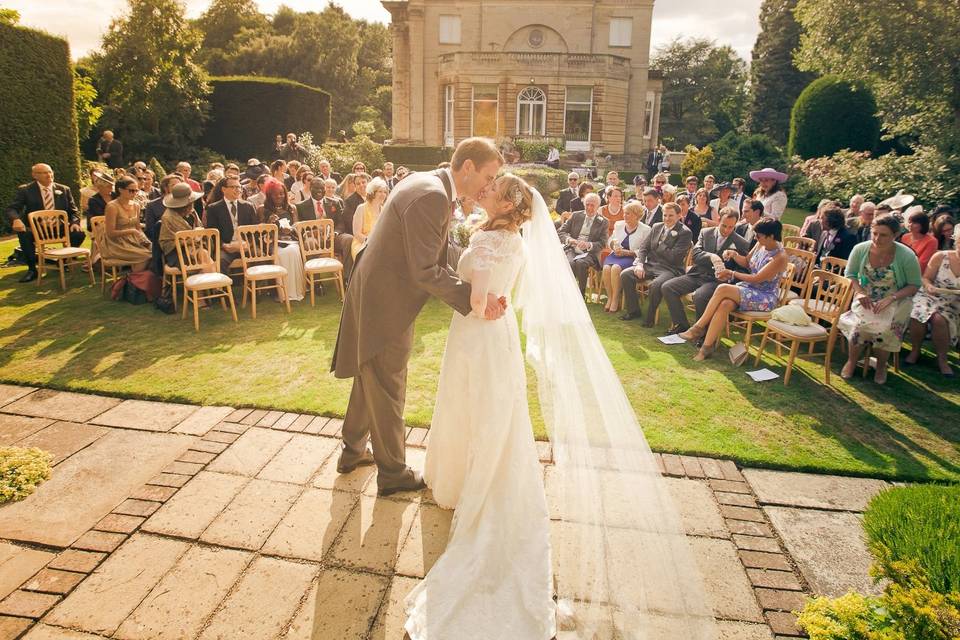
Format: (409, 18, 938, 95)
(736, 200, 765, 249)
(382, 162, 398, 191)
(620, 202, 693, 324)
(5, 163, 84, 282)
(847, 201, 876, 243)
(295, 179, 324, 223)
(815, 206, 858, 265)
(646, 148, 662, 178)
(661, 209, 750, 333)
(315, 178, 353, 280)
(556, 172, 580, 215)
(641, 188, 663, 226)
(96, 130, 124, 169)
(317, 159, 343, 185)
(205, 175, 259, 272)
(558, 193, 609, 295)
(343, 174, 369, 235)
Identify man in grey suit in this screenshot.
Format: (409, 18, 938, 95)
(661, 208, 750, 333)
(620, 202, 693, 325)
(332, 138, 506, 496)
(558, 193, 609, 295)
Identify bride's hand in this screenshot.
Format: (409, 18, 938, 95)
(484, 293, 505, 320)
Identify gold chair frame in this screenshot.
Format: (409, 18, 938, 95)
(237, 223, 291, 319)
(28, 210, 93, 290)
(294, 218, 345, 305)
(728, 262, 796, 355)
(174, 228, 238, 331)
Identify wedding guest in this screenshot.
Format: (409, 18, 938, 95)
(242, 158, 267, 182)
(600, 186, 625, 234)
(339, 173, 359, 202)
(283, 161, 300, 190)
(848, 201, 877, 243)
(679, 217, 788, 360)
(395, 166, 410, 181)
(316, 159, 342, 185)
(144, 173, 183, 273)
(682, 175, 699, 202)
(352, 177, 388, 258)
(569, 182, 594, 215)
(79, 167, 99, 214)
(224, 163, 241, 179)
(737, 200, 765, 248)
(139, 170, 161, 201)
(352, 161, 367, 175)
(906, 228, 960, 376)
(84, 170, 116, 231)
(343, 173, 370, 232)
(556, 172, 580, 214)
(176, 162, 202, 192)
(900, 210, 938, 272)
(801, 199, 838, 243)
(750, 168, 788, 220)
(676, 194, 701, 241)
(100, 176, 152, 272)
(599, 171, 620, 206)
(692, 188, 715, 228)
(270, 160, 287, 184)
(652, 173, 669, 195)
(159, 189, 211, 275)
(247, 174, 269, 209)
(321, 178, 353, 280)
(382, 162, 397, 190)
(295, 179, 325, 222)
(279, 133, 307, 163)
(838, 215, 922, 383)
(558, 193, 609, 295)
(932, 214, 955, 250)
(703, 175, 716, 195)
(601, 202, 649, 314)
(641, 188, 663, 226)
(619, 202, 692, 325)
(814, 206, 857, 264)
(708, 182, 735, 216)
(290, 169, 314, 204)
(96, 130, 124, 169)
(730, 177, 747, 213)
(846, 194, 865, 220)
(206, 176, 258, 272)
(260, 178, 305, 300)
(661, 183, 676, 204)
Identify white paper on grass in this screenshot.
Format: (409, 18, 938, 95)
(657, 334, 687, 345)
(747, 368, 779, 382)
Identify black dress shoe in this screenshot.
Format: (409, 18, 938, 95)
(336, 450, 375, 474)
(378, 469, 427, 496)
(619, 312, 641, 321)
(18, 270, 38, 283)
(641, 320, 655, 328)
(667, 324, 690, 335)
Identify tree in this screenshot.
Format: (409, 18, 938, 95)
(704, 132, 788, 194)
(746, 0, 815, 144)
(73, 69, 102, 142)
(794, 0, 960, 155)
(194, 0, 264, 54)
(652, 38, 749, 149)
(91, 0, 209, 159)
(0, 8, 19, 25)
(788, 75, 880, 159)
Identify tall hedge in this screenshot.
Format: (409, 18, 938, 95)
(787, 75, 880, 159)
(0, 23, 80, 233)
(200, 76, 331, 161)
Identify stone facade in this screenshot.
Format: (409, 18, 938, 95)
(382, 0, 663, 155)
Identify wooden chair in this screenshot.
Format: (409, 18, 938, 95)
(174, 228, 237, 331)
(91, 217, 129, 293)
(294, 219, 344, 305)
(28, 210, 93, 290)
(237, 223, 290, 319)
(789, 257, 848, 314)
(783, 236, 816, 252)
(783, 246, 816, 302)
(585, 266, 604, 304)
(781, 223, 802, 239)
(728, 262, 796, 355)
(754, 270, 854, 385)
(162, 264, 180, 312)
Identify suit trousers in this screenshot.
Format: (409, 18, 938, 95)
(18, 228, 86, 270)
(340, 324, 415, 485)
(567, 252, 596, 294)
(642, 268, 677, 324)
(335, 232, 354, 281)
(661, 274, 720, 327)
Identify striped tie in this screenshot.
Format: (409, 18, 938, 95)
(42, 186, 54, 211)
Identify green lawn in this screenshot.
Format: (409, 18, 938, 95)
(1, 237, 958, 482)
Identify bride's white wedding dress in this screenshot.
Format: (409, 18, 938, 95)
(404, 228, 555, 640)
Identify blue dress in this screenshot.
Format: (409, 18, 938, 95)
(737, 244, 784, 311)
(604, 228, 637, 268)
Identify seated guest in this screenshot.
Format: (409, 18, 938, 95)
(838, 215, 922, 383)
(620, 202, 692, 325)
(703, 174, 716, 195)
(708, 182, 735, 216)
(205, 176, 258, 272)
(5, 163, 85, 282)
(730, 177, 747, 213)
(383, 162, 397, 190)
(651, 172, 669, 196)
(139, 170, 161, 201)
(736, 200, 764, 248)
(662, 208, 750, 334)
(159, 190, 214, 285)
(144, 174, 183, 273)
(352, 161, 367, 175)
(295, 178, 325, 222)
(321, 178, 353, 280)
(84, 170, 116, 232)
(677, 194, 701, 241)
(352, 178, 389, 258)
(247, 174, 269, 209)
(847, 201, 876, 243)
(224, 163, 241, 179)
(641, 188, 663, 226)
(567, 182, 595, 217)
(845, 194, 865, 220)
(601, 202, 650, 314)
(906, 229, 960, 376)
(682, 175, 699, 202)
(316, 159, 342, 185)
(176, 162, 202, 192)
(343, 173, 370, 231)
(290, 167, 314, 203)
(679, 217, 788, 361)
(600, 186, 625, 234)
(80, 167, 100, 214)
(270, 160, 287, 184)
(101, 177, 152, 272)
(814, 206, 857, 264)
(260, 178, 306, 300)
(242, 158, 267, 183)
(558, 193, 609, 295)
(599, 171, 620, 206)
(900, 209, 938, 272)
(661, 183, 676, 204)
(692, 188, 715, 228)
(801, 199, 838, 243)
(932, 214, 955, 250)
(556, 172, 580, 215)
(338, 172, 359, 203)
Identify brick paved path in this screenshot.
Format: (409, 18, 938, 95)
(0, 384, 889, 639)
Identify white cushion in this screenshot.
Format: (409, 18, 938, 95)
(247, 264, 287, 278)
(766, 319, 828, 339)
(784, 289, 799, 300)
(304, 257, 342, 272)
(788, 298, 839, 314)
(45, 247, 89, 258)
(185, 272, 232, 289)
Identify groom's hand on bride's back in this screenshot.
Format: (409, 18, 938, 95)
(484, 293, 506, 320)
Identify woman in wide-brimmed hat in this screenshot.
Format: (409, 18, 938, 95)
(749, 168, 788, 221)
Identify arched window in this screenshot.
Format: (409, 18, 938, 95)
(517, 86, 546, 136)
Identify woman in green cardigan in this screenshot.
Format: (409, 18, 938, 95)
(838, 215, 923, 384)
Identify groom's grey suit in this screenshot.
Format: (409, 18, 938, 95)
(332, 170, 473, 490)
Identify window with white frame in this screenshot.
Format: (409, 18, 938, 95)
(472, 85, 499, 138)
(564, 86, 592, 147)
(643, 91, 655, 138)
(516, 86, 546, 136)
(609, 17, 632, 47)
(443, 85, 455, 146)
(439, 15, 461, 44)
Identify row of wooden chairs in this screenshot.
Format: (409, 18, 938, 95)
(25, 210, 94, 290)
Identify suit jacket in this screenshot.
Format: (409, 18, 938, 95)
(321, 197, 347, 233)
(815, 227, 857, 263)
(558, 211, 609, 266)
(332, 170, 472, 378)
(143, 197, 167, 271)
(556, 187, 578, 214)
(638, 221, 692, 276)
(318, 171, 343, 185)
(295, 197, 324, 222)
(206, 199, 258, 247)
(343, 192, 364, 235)
(6, 182, 79, 228)
(643, 204, 663, 227)
(97, 139, 124, 168)
(688, 227, 751, 280)
(736, 221, 758, 249)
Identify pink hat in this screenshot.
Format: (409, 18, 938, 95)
(749, 168, 788, 183)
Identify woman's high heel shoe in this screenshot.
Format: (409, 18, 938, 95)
(678, 325, 706, 342)
(693, 344, 715, 361)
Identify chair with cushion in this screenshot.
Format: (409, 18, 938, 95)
(781, 224, 802, 239)
(28, 210, 93, 291)
(783, 236, 816, 252)
(294, 218, 344, 305)
(237, 223, 290, 319)
(174, 228, 237, 331)
(91, 216, 128, 294)
(727, 262, 796, 355)
(754, 269, 854, 385)
(783, 246, 816, 302)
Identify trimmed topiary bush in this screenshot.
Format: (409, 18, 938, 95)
(0, 23, 80, 234)
(201, 76, 331, 162)
(382, 145, 450, 170)
(703, 131, 788, 195)
(788, 75, 880, 159)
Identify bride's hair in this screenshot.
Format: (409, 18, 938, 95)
(481, 173, 534, 232)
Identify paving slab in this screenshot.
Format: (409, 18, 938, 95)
(2, 390, 119, 422)
(717, 621, 775, 639)
(142, 471, 248, 539)
(284, 568, 389, 640)
(312, 453, 376, 492)
(551, 520, 608, 603)
(744, 469, 889, 512)
(45, 534, 189, 636)
(91, 399, 198, 432)
(17, 421, 107, 466)
(0, 543, 55, 600)
(667, 478, 728, 539)
(262, 488, 357, 561)
(0, 413, 53, 445)
(198, 556, 316, 640)
(170, 406, 234, 436)
(395, 503, 454, 578)
(115, 545, 251, 640)
(21, 624, 104, 639)
(0, 384, 36, 408)
(47, 550, 105, 574)
(200, 478, 300, 550)
(256, 434, 339, 485)
(765, 506, 880, 597)
(0, 430, 194, 547)
(205, 428, 292, 477)
(329, 495, 419, 575)
(369, 575, 420, 640)
(692, 537, 766, 623)
(0, 616, 33, 639)
(0, 590, 59, 618)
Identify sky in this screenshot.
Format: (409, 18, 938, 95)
(8, 0, 763, 62)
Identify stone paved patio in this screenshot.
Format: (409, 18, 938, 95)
(0, 384, 893, 639)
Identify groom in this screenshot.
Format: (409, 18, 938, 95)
(332, 138, 506, 496)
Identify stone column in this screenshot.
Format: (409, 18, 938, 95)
(408, 6, 426, 144)
(387, 7, 411, 142)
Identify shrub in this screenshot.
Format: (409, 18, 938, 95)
(200, 76, 331, 162)
(505, 165, 569, 201)
(680, 144, 714, 180)
(0, 447, 53, 503)
(788, 75, 881, 159)
(149, 157, 168, 179)
(382, 145, 450, 169)
(300, 133, 385, 177)
(0, 23, 80, 235)
(704, 132, 789, 195)
(512, 137, 564, 162)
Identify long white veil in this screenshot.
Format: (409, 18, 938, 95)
(517, 189, 717, 639)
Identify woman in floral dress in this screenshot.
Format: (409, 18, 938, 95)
(906, 227, 960, 376)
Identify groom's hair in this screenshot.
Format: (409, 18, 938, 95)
(451, 137, 504, 172)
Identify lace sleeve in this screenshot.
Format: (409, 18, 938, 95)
(469, 230, 515, 272)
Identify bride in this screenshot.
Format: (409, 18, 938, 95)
(405, 175, 717, 640)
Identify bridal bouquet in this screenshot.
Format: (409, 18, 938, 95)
(451, 212, 486, 248)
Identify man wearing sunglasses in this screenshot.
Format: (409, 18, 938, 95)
(556, 172, 580, 215)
